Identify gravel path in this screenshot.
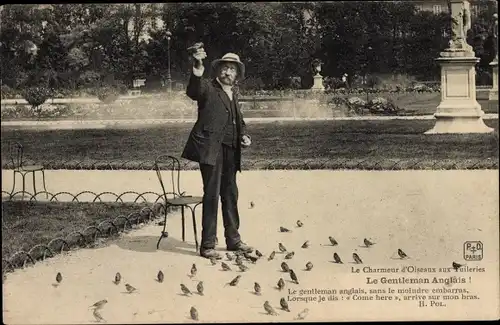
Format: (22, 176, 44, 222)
(2, 170, 499, 323)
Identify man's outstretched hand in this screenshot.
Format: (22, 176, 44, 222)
(241, 135, 252, 148)
(188, 43, 206, 70)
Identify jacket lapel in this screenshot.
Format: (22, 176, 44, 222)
(212, 79, 230, 112)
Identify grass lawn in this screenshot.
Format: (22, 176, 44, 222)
(1, 119, 498, 169)
(1, 201, 153, 262)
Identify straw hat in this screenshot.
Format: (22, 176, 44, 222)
(211, 53, 245, 79)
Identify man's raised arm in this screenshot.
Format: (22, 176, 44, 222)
(186, 45, 209, 101)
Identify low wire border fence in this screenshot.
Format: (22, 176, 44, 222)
(2, 157, 498, 171)
(1, 190, 177, 275)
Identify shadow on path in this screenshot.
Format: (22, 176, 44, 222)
(116, 235, 198, 257)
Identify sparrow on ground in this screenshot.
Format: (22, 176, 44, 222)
(254, 282, 262, 295)
(235, 255, 243, 265)
(452, 261, 465, 271)
(243, 253, 258, 264)
(114, 272, 121, 285)
(295, 308, 309, 320)
(329, 236, 338, 246)
(364, 238, 374, 247)
(190, 306, 199, 321)
(268, 251, 276, 261)
(225, 275, 242, 287)
(226, 253, 234, 261)
(289, 269, 299, 284)
(157, 270, 164, 283)
(301, 241, 309, 249)
(190, 263, 197, 278)
(255, 250, 263, 258)
(93, 309, 105, 323)
(281, 262, 290, 272)
(125, 283, 136, 293)
(197, 281, 204, 295)
(238, 264, 249, 272)
(296, 220, 303, 227)
(180, 284, 192, 295)
(398, 249, 409, 259)
(280, 226, 291, 233)
(221, 262, 232, 271)
(277, 278, 285, 290)
(210, 257, 217, 266)
(353, 253, 363, 264)
(264, 301, 278, 315)
(56, 272, 62, 284)
(284, 252, 295, 259)
(333, 253, 343, 264)
(89, 299, 108, 310)
(249, 201, 255, 209)
(280, 297, 290, 312)
(278, 243, 287, 253)
(305, 262, 313, 271)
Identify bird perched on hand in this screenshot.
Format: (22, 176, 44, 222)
(255, 250, 263, 258)
(268, 251, 276, 261)
(180, 284, 192, 295)
(157, 270, 164, 283)
(114, 272, 121, 285)
(125, 283, 137, 293)
(190, 306, 199, 321)
(284, 252, 295, 260)
(226, 253, 234, 261)
(301, 241, 309, 249)
(254, 282, 262, 295)
(278, 243, 287, 253)
(452, 262, 465, 271)
(277, 278, 285, 290)
(56, 272, 63, 284)
(352, 253, 363, 264)
(296, 220, 303, 227)
(221, 262, 232, 271)
(329, 236, 338, 246)
(294, 308, 309, 320)
(280, 297, 290, 312)
(364, 238, 375, 247)
(305, 262, 313, 271)
(190, 263, 197, 278)
(264, 301, 278, 315)
(225, 275, 242, 287)
(289, 269, 299, 284)
(197, 281, 204, 295)
(280, 226, 291, 233)
(281, 262, 290, 272)
(398, 249, 409, 259)
(333, 253, 343, 264)
(89, 299, 108, 310)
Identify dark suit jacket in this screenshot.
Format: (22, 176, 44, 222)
(181, 73, 248, 172)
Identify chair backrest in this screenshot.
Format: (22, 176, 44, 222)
(8, 141, 23, 169)
(154, 155, 184, 203)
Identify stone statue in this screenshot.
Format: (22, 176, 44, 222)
(311, 59, 322, 76)
(444, 0, 474, 55)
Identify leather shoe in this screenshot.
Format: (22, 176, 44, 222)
(227, 242, 253, 253)
(200, 248, 222, 259)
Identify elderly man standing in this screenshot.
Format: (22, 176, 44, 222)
(181, 45, 253, 259)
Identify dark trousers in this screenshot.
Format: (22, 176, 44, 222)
(199, 144, 241, 250)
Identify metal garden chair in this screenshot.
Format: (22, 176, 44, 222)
(8, 141, 47, 198)
(154, 155, 203, 251)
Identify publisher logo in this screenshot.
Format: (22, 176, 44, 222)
(463, 241, 483, 261)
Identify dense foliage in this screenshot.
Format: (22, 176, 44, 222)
(0, 2, 497, 96)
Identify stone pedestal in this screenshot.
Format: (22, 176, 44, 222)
(311, 74, 324, 91)
(425, 55, 494, 134)
(489, 60, 498, 101)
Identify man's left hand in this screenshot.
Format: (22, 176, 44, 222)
(241, 135, 251, 148)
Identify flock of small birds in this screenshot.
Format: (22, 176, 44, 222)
(49, 216, 466, 322)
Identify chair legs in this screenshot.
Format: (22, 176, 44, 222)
(10, 170, 48, 200)
(157, 203, 201, 252)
